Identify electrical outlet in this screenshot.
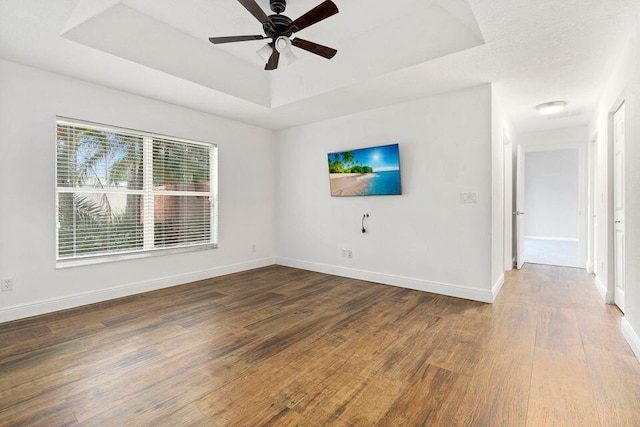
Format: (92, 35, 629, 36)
(347, 250, 353, 259)
(252, 244, 257, 253)
(1, 278, 13, 291)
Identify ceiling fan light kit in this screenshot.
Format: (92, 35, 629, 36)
(209, 0, 339, 71)
(276, 36, 298, 65)
(257, 43, 274, 62)
(275, 36, 291, 53)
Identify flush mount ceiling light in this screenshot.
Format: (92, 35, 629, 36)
(535, 101, 567, 115)
(210, 0, 339, 71)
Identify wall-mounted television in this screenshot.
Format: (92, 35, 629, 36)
(328, 144, 402, 196)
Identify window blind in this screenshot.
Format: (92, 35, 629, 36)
(56, 119, 217, 262)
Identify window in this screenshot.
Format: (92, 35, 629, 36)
(56, 118, 217, 265)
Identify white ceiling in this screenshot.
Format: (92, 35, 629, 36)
(0, 0, 638, 132)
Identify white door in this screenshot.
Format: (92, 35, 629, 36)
(613, 104, 626, 311)
(515, 145, 525, 269)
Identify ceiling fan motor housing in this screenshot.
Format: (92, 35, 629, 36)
(270, 0, 286, 14)
(264, 13, 293, 39)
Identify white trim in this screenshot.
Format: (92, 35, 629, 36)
(56, 242, 217, 269)
(621, 318, 640, 362)
(57, 187, 145, 195)
(492, 273, 505, 301)
(586, 261, 593, 274)
(524, 236, 579, 242)
(522, 143, 583, 153)
(0, 258, 276, 324)
(57, 116, 216, 148)
(143, 136, 155, 250)
(503, 131, 513, 272)
(276, 257, 495, 303)
(594, 275, 613, 303)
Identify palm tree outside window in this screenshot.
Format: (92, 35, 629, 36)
(55, 119, 217, 264)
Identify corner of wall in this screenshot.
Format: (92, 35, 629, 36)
(491, 273, 505, 302)
(622, 318, 640, 362)
(594, 275, 613, 304)
(490, 83, 508, 292)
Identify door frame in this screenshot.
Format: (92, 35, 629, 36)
(516, 142, 588, 269)
(515, 145, 525, 269)
(503, 130, 513, 271)
(606, 95, 626, 304)
(611, 101, 626, 311)
(587, 134, 597, 274)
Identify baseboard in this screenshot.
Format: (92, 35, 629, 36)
(594, 276, 613, 304)
(524, 236, 579, 242)
(276, 257, 494, 303)
(621, 318, 640, 362)
(492, 274, 505, 301)
(0, 257, 276, 324)
(586, 261, 593, 274)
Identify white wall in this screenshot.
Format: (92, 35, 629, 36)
(524, 149, 579, 239)
(0, 60, 276, 322)
(517, 126, 588, 148)
(590, 17, 640, 360)
(275, 84, 498, 302)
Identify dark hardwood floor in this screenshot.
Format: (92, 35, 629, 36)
(1, 264, 639, 426)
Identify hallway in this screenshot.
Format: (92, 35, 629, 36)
(494, 264, 640, 425)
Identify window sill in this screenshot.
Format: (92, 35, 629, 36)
(56, 243, 218, 269)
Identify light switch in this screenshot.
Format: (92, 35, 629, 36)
(460, 192, 479, 204)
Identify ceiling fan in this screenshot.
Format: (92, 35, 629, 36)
(209, 0, 339, 70)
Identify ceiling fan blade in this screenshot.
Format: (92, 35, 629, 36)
(209, 35, 266, 44)
(291, 38, 337, 59)
(265, 49, 280, 70)
(289, 0, 339, 33)
(237, 0, 274, 29)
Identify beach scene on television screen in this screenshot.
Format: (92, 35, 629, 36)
(328, 144, 401, 196)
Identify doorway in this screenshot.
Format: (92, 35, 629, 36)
(515, 144, 587, 269)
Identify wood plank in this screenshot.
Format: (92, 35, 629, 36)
(534, 306, 584, 358)
(0, 396, 78, 427)
(583, 345, 640, 427)
(376, 364, 470, 426)
(154, 404, 218, 427)
(427, 327, 485, 376)
(526, 348, 600, 426)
